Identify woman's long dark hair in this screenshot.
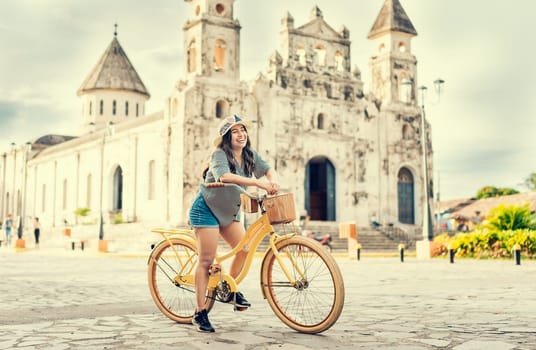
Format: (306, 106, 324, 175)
(220, 127, 255, 177)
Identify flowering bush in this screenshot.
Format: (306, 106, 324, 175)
(432, 203, 536, 259)
(432, 229, 536, 259)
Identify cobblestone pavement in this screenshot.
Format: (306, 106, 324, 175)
(0, 246, 535, 349)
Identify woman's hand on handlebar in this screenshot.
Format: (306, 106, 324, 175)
(258, 180, 280, 195)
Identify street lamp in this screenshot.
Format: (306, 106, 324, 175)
(98, 121, 114, 252)
(10, 142, 16, 219)
(98, 127, 104, 241)
(20, 142, 31, 240)
(14, 142, 32, 242)
(1, 152, 6, 223)
(417, 78, 445, 259)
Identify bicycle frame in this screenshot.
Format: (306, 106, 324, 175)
(149, 185, 304, 299)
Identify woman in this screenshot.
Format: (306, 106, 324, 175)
(4, 214, 13, 247)
(188, 114, 280, 333)
(33, 217, 41, 247)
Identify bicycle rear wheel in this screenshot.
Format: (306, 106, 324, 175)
(147, 237, 215, 323)
(261, 235, 344, 333)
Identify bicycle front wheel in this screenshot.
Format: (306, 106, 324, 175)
(261, 235, 344, 333)
(147, 237, 215, 323)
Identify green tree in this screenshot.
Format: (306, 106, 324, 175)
(476, 186, 519, 199)
(524, 172, 536, 190)
(482, 203, 536, 231)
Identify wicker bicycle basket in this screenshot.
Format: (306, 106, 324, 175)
(263, 193, 296, 224)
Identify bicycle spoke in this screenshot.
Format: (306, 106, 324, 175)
(262, 236, 344, 333)
(148, 239, 215, 323)
(154, 256, 179, 284)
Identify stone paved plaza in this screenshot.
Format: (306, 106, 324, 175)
(0, 246, 535, 349)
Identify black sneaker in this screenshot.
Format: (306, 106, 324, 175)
(192, 309, 215, 333)
(223, 292, 251, 308)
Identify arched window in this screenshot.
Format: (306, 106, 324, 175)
(214, 39, 226, 71)
(5, 192, 9, 215)
(297, 46, 306, 66)
(317, 113, 325, 130)
(86, 174, 92, 208)
(16, 190, 21, 216)
(113, 166, 123, 211)
(187, 40, 196, 73)
(335, 51, 345, 71)
(399, 42, 407, 53)
(402, 124, 412, 140)
(41, 185, 46, 212)
(400, 77, 412, 103)
(62, 179, 68, 210)
(125, 101, 129, 116)
(314, 44, 326, 66)
(89, 101, 92, 116)
(148, 160, 155, 200)
(215, 99, 227, 119)
(398, 168, 415, 224)
(172, 98, 178, 118)
(379, 43, 385, 53)
(99, 100, 104, 115)
(112, 100, 117, 115)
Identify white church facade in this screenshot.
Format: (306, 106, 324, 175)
(1, 0, 432, 239)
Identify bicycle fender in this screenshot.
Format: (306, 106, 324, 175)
(147, 235, 197, 265)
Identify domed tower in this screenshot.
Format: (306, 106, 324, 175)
(368, 0, 418, 105)
(77, 27, 150, 133)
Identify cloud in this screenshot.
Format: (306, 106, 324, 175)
(1, 0, 535, 201)
(0, 92, 78, 148)
(0, 101, 17, 120)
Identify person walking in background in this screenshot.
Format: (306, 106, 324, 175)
(33, 217, 41, 247)
(4, 214, 13, 247)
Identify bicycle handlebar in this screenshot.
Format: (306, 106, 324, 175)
(202, 182, 262, 200)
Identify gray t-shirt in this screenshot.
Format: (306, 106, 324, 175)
(200, 148, 270, 227)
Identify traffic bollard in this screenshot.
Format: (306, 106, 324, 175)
(356, 243, 362, 261)
(398, 244, 405, 262)
(513, 244, 521, 265)
(448, 244, 455, 264)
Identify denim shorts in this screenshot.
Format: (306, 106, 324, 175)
(189, 194, 219, 228)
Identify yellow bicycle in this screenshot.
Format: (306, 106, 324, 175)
(147, 183, 344, 334)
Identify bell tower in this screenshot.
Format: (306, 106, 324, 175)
(183, 0, 241, 82)
(368, 0, 418, 105)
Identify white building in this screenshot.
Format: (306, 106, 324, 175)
(0, 0, 431, 240)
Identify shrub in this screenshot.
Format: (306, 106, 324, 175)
(482, 203, 536, 231)
(114, 212, 123, 224)
(74, 207, 91, 217)
(430, 233, 450, 257)
(433, 229, 536, 259)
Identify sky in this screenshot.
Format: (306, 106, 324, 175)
(0, 0, 535, 201)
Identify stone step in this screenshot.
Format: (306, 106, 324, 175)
(33, 221, 416, 254)
(250, 222, 415, 253)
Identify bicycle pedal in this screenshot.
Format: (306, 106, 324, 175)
(234, 306, 248, 312)
(208, 264, 221, 275)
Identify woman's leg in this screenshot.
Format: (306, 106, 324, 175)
(220, 221, 247, 278)
(194, 227, 219, 312)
